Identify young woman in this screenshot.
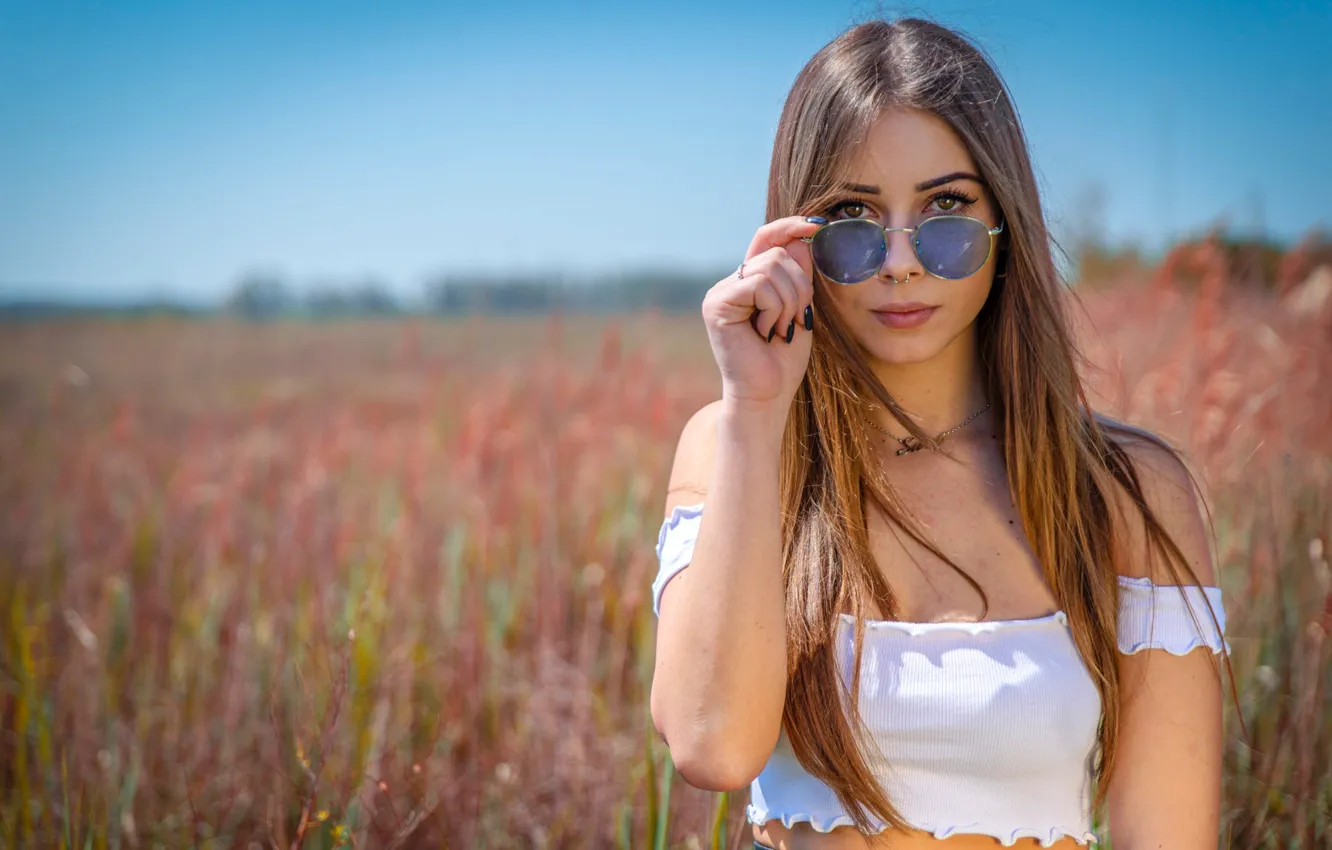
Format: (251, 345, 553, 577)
(649, 17, 1238, 850)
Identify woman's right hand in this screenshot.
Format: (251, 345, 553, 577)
(701, 215, 824, 409)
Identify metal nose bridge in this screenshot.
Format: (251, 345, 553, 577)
(879, 225, 921, 240)
(878, 225, 921, 270)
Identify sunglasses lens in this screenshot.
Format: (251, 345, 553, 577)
(811, 220, 885, 284)
(915, 217, 992, 279)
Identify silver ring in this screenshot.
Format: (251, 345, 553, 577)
(737, 262, 746, 279)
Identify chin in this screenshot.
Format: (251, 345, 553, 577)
(861, 334, 949, 365)
(857, 317, 953, 362)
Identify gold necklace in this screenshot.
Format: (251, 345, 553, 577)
(867, 401, 991, 456)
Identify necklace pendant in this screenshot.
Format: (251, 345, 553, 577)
(896, 437, 922, 456)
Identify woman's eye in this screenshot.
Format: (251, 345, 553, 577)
(827, 200, 869, 219)
(928, 190, 978, 214)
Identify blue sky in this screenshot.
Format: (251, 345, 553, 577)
(1, 0, 1328, 302)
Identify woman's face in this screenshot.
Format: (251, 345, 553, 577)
(818, 107, 1003, 366)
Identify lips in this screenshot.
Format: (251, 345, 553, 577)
(871, 303, 938, 330)
(873, 301, 937, 313)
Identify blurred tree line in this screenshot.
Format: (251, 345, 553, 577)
(221, 267, 729, 320)
(225, 273, 403, 320)
(1071, 227, 1332, 292)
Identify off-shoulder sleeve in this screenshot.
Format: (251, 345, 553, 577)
(652, 502, 705, 617)
(1117, 574, 1230, 655)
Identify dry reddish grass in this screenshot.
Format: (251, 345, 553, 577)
(0, 283, 1328, 848)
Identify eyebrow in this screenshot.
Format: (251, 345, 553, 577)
(836, 171, 986, 194)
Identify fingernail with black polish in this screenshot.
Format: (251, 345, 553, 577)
(804, 304, 813, 330)
(785, 318, 795, 343)
(767, 323, 778, 342)
(804, 216, 827, 224)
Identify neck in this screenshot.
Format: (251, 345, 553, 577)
(868, 329, 989, 436)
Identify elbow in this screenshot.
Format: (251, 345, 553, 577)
(671, 746, 765, 792)
(650, 691, 772, 792)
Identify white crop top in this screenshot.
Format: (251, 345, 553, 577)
(652, 502, 1229, 847)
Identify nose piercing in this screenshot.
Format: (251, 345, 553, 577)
(890, 272, 911, 285)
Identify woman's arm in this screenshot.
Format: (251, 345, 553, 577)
(1106, 435, 1225, 849)
(649, 396, 790, 792)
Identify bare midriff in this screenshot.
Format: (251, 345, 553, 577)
(752, 821, 1091, 849)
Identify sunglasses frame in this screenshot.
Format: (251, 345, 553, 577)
(799, 214, 1006, 284)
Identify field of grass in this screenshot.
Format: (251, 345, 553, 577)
(1, 279, 1329, 848)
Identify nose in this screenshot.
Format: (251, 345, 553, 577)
(877, 225, 925, 283)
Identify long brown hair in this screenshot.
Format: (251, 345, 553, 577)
(767, 16, 1244, 837)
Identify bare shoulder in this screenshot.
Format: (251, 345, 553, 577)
(662, 399, 725, 518)
(1095, 412, 1216, 584)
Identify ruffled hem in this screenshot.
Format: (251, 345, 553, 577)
(837, 609, 1069, 636)
(1117, 574, 1221, 588)
(1119, 634, 1232, 656)
(1116, 575, 1228, 655)
(652, 502, 706, 616)
(745, 803, 1099, 846)
(654, 501, 704, 560)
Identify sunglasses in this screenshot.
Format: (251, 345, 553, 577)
(799, 214, 1005, 284)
